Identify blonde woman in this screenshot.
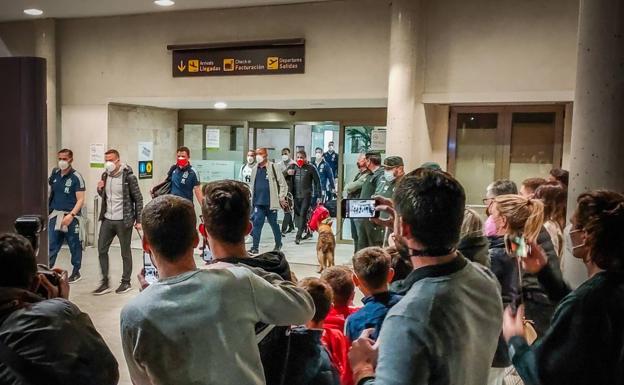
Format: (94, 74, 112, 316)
(487, 194, 544, 384)
(458, 208, 490, 267)
(534, 183, 567, 257)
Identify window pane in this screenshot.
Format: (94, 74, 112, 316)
(183, 125, 243, 183)
(454, 113, 497, 206)
(509, 112, 555, 185)
(255, 128, 292, 163)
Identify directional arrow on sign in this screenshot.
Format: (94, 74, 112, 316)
(177, 60, 186, 72)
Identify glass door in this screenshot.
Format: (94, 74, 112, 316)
(250, 123, 293, 163)
(448, 105, 565, 210)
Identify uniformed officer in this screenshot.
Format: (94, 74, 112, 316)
(376, 156, 405, 199)
(376, 156, 405, 246)
(48, 148, 86, 283)
(343, 153, 370, 252)
(313, 147, 335, 199)
(355, 151, 385, 252)
(323, 141, 339, 180)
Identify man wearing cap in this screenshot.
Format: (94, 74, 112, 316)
(376, 156, 405, 199)
(355, 151, 385, 252)
(376, 156, 405, 246)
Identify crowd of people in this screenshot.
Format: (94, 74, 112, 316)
(1, 146, 623, 385)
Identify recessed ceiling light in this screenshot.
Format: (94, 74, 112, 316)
(23, 8, 44, 16)
(154, 0, 175, 6)
(214, 102, 227, 110)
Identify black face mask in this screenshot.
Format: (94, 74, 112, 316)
(393, 232, 455, 259)
(394, 233, 412, 261)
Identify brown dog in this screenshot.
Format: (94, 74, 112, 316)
(316, 220, 336, 273)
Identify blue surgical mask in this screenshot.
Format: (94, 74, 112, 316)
(384, 170, 395, 182)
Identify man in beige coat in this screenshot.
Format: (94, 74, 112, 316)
(249, 147, 288, 254)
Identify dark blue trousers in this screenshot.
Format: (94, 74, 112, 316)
(49, 216, 82, 274)
(252, 205, 282, 250)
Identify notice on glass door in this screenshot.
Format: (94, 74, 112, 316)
(205, 128, 220, 150)
(370, 128, 387, 151)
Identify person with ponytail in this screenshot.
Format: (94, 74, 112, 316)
(534, 183, 567, 257)
(503, 190, 624, 385)
(486, 194, 544, 382)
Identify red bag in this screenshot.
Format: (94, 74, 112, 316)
(308, 204, 330, 232)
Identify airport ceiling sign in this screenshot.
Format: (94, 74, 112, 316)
(168, 39, 305, 77)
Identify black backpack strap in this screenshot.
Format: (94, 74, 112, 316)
(270, 163, 280, 194)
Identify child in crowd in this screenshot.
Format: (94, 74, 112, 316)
(291, 278, 341, 385)
(345, 247, 403, 342)
(320, 266, 359, 332)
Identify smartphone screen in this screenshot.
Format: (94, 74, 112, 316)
(143, 251, 159, 284)
(341, 199, 379, 219)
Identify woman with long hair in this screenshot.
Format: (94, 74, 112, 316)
(503, 190, 624, 385)
(534, 183, 567, 257)
(486, 194, 544, 384)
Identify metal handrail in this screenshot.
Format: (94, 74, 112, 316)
(92, 194, 100, 246)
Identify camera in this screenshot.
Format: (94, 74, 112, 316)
(14, 215, 59, 297)
(14, 215, 45, 256)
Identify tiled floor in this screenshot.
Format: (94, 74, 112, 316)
(52, 229, 358, 385)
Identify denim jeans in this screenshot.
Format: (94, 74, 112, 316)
(252, 205, 282, 249)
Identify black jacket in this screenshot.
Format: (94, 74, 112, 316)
(458, 235, 491, 268)
(287, 163, 322, 199)
(98, 165, 143, 228)
(280, 327, 340, 385)
(488, 235, 517, 367)
(0, 288, 119, 385)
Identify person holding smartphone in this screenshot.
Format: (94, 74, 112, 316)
(355, 152, 385, 252)
(0, 233, 119, 385)
(486, 194, 545, 381)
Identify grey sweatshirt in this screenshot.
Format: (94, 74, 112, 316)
(120, 264, 315, 385)
(364, 256, 503, 385)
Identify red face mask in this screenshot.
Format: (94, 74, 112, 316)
(177, 157, 189, 168)
(296, 159, 305, 167)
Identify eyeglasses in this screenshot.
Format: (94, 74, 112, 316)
(482, 198, 494, 205)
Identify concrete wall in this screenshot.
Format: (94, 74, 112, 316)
(61, 105, 108, 242)
(423, 0, 579, 103)
(0, 21, 37, 57)
(107, 104, 178, 199)
(56, 0, 391, 106)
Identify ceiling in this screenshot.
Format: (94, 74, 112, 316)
(0, 0, 333, 22)
(109, 97, 388, 110)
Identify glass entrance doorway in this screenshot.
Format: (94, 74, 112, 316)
(250, 124, 293, 163)
(448, 105, 565, 207)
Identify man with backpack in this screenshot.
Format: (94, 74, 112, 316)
(249, 147, 288, 254)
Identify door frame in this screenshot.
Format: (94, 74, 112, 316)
(447, 104, 566, 180)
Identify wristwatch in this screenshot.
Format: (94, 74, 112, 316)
(70, 212, 76, 217)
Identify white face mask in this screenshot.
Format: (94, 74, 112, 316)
(247, 156, 255, 164)
(58, 160, 69, 170)
(255, 155, 265, 164)
(281, 154, 290, 162)
(328, 146, 334, 152)
(384, 170, 395, 182)
(315, 153, 323, 161)
(104, 161, 116, 174)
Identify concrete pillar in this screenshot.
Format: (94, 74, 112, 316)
(34, 19, 58, 170)
(563, 0, 624, 288)
(385, 0, 430, 171)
